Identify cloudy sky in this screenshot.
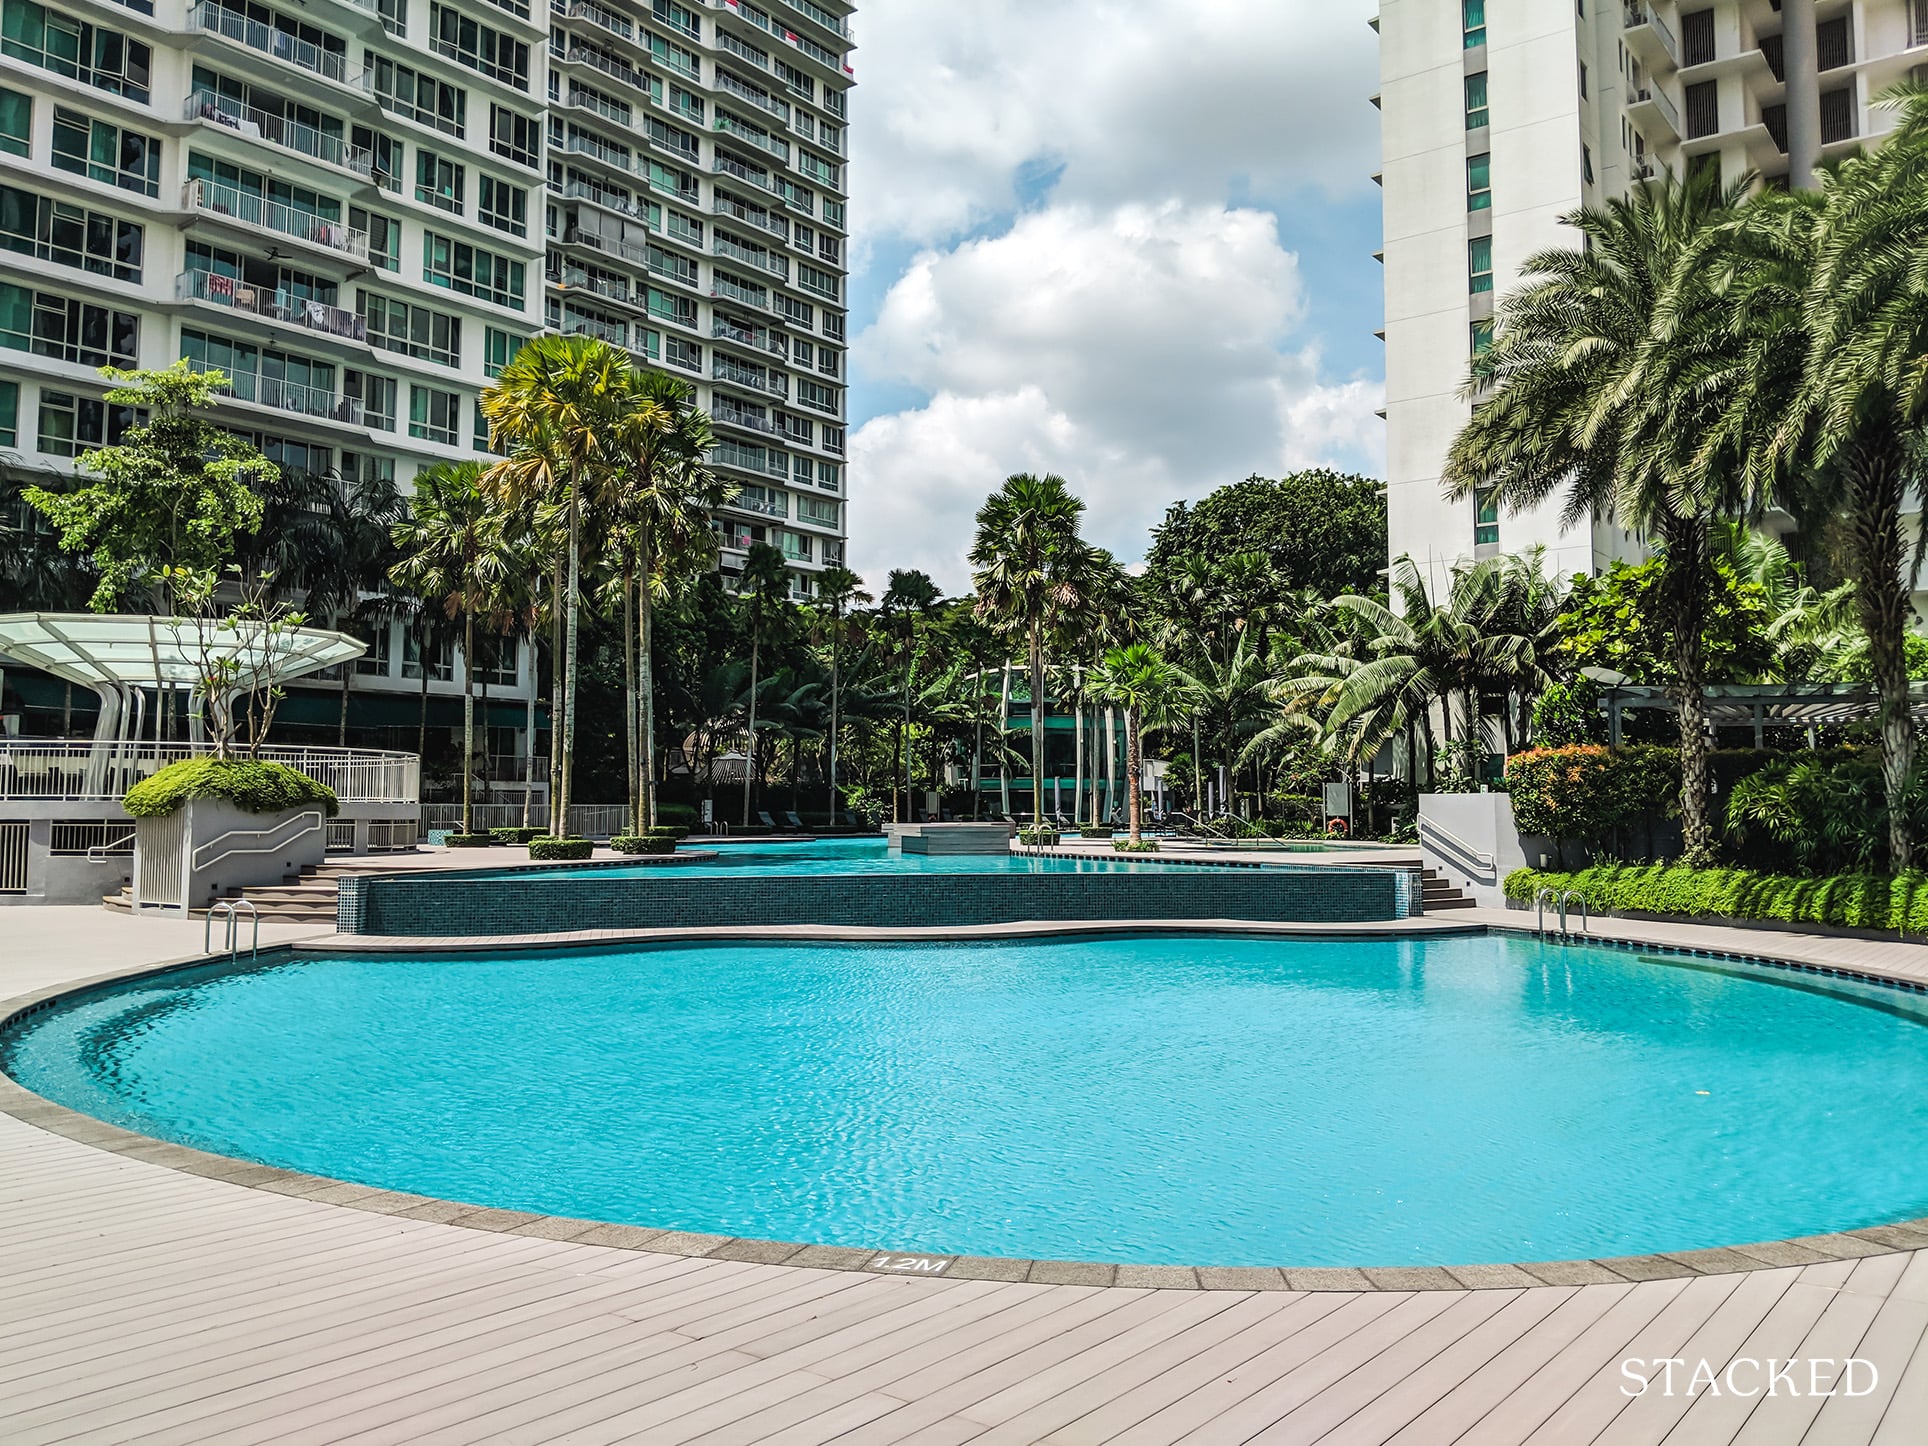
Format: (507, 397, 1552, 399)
(840, 0, 1385, 593)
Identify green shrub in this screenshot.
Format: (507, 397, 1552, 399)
(528, 836, 594, 862)
(656, 801, 698, 826)
(646, 826, 688, 840)
(1078, 825, 1114, 839)
(1504, 744, 1678, 847)
(611, 835, 674, 855)
(444, 833, 494, 849)
(123, 758, 339, 819)
(1017, 826, 1060, 847)
(1530, 678, 1605, 748)
(1503, 863, 1928, 934)
(489, 826, 545, 845)
(1113, 838, 1161, 853)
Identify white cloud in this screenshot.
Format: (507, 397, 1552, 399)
(848, 0, 1381, 244)
(846, 202, 1383, 592)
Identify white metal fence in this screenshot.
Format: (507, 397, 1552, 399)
(0, 744, 419, 805)
(0, 822, 26, 893)
(420, 803, 630, 837)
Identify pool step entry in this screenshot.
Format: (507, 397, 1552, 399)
(101, 858, 388, 925)
(1420, 868, 1475, 912)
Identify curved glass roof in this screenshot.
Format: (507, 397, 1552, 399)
(0, 613, 364, 690)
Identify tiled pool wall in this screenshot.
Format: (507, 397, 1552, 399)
(338, 865, 1425, 937)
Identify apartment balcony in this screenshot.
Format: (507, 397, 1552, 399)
(767, 0, 853, 44)
(557, 223, 651, 269)
(717, 0, 851, 83)
(557, 315, 627, 347)
(712, 319, 787, 357)
(182, 179, 372, 263)
(1624, 2, 1680, 72)
(548, 264, 640, 310)
(715, 113, 789, 161)
(714, 235, 788, 279)
(716, 28, 769, 72)
(714, 68, 789, 122)
(185, 2, 373, 103)
(563, 87, 631, 128)
(554, 0, 635, 47)
(711, 274, 771, 312)
(712, 358, 786, 398)
(184, 92, 376, 182)
(712, 403, 777, 436)
(556, 132, 636, 180)
(712, 194, 789, 242)
(192, 361, 366, 426)
(1627, 84, 1683, 142)
(174, 270, 370, 344)
(710, 437, 790, 478)
(555, 43, 653, 101)
(559, 178, 655, 227)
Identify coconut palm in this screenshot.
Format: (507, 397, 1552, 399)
(389, 462, 515, 837)
(813, 563, 869, 811)
(970, 475, 1101, 825)
(1445, 169, 1752, 863)
(1089, 642, 1182, 846)
(480, 335, 633, 835)
(737, 541, 792, 826)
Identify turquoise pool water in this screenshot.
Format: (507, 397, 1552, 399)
(9, 933, 1928, 1266)
(536, 837, 1176, 879)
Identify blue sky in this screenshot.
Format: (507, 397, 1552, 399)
(837, 0, 1385, 591)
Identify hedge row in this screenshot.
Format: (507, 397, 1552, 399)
(1503, 863, 1928, 934)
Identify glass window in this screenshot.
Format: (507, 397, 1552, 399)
(415, 148, 464, 212)
(350, 206, 400, 271)
(0, 185, 144, 281)
(477, 175, 525, 236)
(482, 326, 525, 376)
(488, 103, 539, 168)
(0, 86, 27, 156)
(1471, 319, 1495, 356)
(408, 383, 459, 444)
(1469, 236, 1494, 294)
(1, 1, 151, 103)
(362, 292, 460, 366)
(51, 106, 159, 196)
(423, 232, 524, 309)
(1468, 153, 1492, 211)
(0, 377, 14, 445)
(1465, 72, 1489, 130)
(1475, 488, 1500, 545)
(0, 283, 137, 365)
(36, 389, 134, 457)
(1463, 0, 1485, 47)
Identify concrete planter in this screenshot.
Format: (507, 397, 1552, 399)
(132, 800, 325, 912)
(886, 822, 1016, 856)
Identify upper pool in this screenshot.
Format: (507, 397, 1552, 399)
(9, 931, 1928, 1268)
(539, 837, 1175, 879)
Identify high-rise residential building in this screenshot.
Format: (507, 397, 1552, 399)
(1377, 0, 1928, 589)
(0, 0, 853, 758)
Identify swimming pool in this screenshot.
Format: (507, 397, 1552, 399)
(538, 837, 1164, 879)
(9, 931, 1928, 1268)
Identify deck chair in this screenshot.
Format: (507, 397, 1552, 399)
(783, 810, 805, 830)
(757, 810, 778, 829)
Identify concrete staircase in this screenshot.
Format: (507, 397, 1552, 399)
(1421, 868, 1476, 912)
(102, 858, 402, 927)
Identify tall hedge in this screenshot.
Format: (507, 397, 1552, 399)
(1503, 744, 1678, 847)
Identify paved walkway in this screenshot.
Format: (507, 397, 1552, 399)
(5, 909, 1928, 1443)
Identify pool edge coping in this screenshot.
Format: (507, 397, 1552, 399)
(2, 920, 1926, 1292)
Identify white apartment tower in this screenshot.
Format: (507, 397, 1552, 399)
(1377, 0, 1928, 588)
(0, 0, 852, 733)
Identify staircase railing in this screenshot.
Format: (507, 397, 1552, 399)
(192, 810, 324, 874)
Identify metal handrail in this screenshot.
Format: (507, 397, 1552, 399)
(1417, 816, 1497, 871)
(1561, 890, 1590, 936)
(205, 898, 260, 961)
(192, 810, 324, 873)
(86, 832, 137, 864)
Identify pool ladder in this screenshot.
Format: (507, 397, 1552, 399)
(1534, 888, 1589, 942)
(206, 898, 261, 962)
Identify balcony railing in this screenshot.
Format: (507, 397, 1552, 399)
(561, 224, 650, 267)
(182, 179, 371, 260)
(564, 86, 630, 125)
(714, 234, 788, 278)
(717, 29, 768, 70)
(561, 178, 653, 223)
(1624, 3, 1679, 66)
(712, 358, 785, 396)
(208, 365, 366, 424)
(0, 743, 417, 804)
(715, 112, 788, 160)
(175, 270, 369, 341)
(188, 2, 356, 87)
(559, 43, 652, 98)
(714, 67, 787, 120)
(712, 319, 786, 355)
(713, 403, 775, 433)
(712, 274, 769, 310)
(186, 92, 375, 178)
(1631, 83, 1681, 138)
(550, 264, 636, 306)
(712, 193, 787, 240)
(711, 437, 788, 476)
(556, 0, 632, 42)
(559, 314, 627, 346)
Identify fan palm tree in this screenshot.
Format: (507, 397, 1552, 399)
(737, 541, 792, 826)
(1445, 169, 1751, 863)
(480, 335, 632, 834)
(970, 474, 1101, 825)
(813, 563, 869, 812)
(389, 462, 515, 837)
(1089, 642, 1182, 846)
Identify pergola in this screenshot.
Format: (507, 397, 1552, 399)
(1597, 682, 1928, 747)
(0, 613, 364, 781)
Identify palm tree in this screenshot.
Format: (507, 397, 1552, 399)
(813, 563, 869, 816)
(969, 474, 1100, 826)
(318, 473, 406, 746)
(1445, 169, 1751, 863)
(389, 462, 514, 837)
(880, 568, 941, 821)
(480, 335, 632, 835)
(737, 541, 792, 826)
(1089, 643, 1181, 846)
(606, 369, 729, 834)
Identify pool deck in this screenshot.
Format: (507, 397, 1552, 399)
(6, 907, 1928, 1443)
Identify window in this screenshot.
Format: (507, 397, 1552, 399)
(1579, 62, 1587, 101)
(370, 55, 466, 137)
(1463, 0, 1485, 46)
(376, 0, 404, 36)
(665, 335, 701, 370)
(1469, 236, 1493, 294)
(409, 384, 460, 444)
(1582, 145, 1594, 186)
(424, 232, 524, 308)
(342, 449, 395, 486)
(354, 124, 401, 192)
(1467, 152, 1491, 211)
(796, 495, 838, 527)
(796, 261, 839, 302)
(1818, 17, 1852, 73)
(0, 283, 138, 365)
(0, 186, 143, 281)
(36, 389, 134, 457)
(0, 87, 27, 156)
(1821, 87, 1856, 145)
(778, 294, 813, 328)
(402, 630, 453, 681)
(1685, 80, 1718, 140)
(1680, 8, 1715, 68)
(0, 378, 15, 446)
(1471, 319, 1495, 356)
(362, 292, 461, 366)
(1913, 0, 1928, 48)
(472, 397, 491, 452)
(646, 286, 695, 328)
(651, 0, 698, 39)
(0, 1, 151, 102)
(351, 206, 400, 270)
(489, 103, 539, 168)
(1475, 488, 1500, 546)
(347, 370, 396, 430)
(822, 423, 845, 455)
(795, 378, 839, 415)
(429, 3, 528, 90)
(355, 622, 394, 676)
(416, 148, 464, 212)
(483, 326, 525, 376)
(1465, 72, 1489, 130)
(477, 175, 526, 236)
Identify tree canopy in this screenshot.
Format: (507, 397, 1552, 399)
(1144, 471, 1387, 607)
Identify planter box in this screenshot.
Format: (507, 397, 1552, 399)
(886, 822, 1016, 855)
(1417, 793, 1552, 909)
(133, 800, 326, 912)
